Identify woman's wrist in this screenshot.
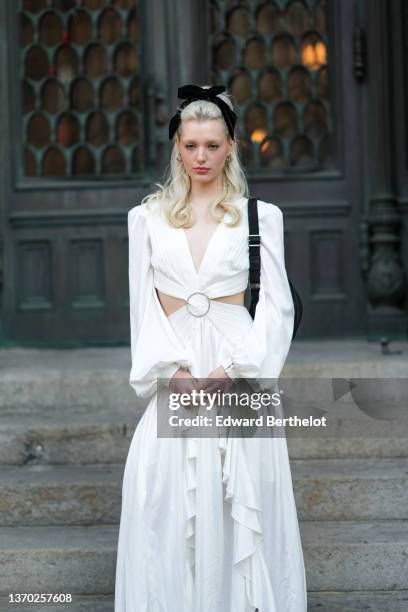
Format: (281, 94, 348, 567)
(164, 364, 191, 388)
(221, 358, 238, 381)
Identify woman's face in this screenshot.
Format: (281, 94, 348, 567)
(176, 119, 234, 185)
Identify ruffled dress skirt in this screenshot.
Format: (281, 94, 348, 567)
(114, 301, 307, 612)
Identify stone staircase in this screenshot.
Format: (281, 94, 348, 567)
(0, 342, 407, 612)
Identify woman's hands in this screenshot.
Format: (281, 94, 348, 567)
(199, 365, 234, 394)
(168, 365, 234, 404)
(169, 368, 200, 395)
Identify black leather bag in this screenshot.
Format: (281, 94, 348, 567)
(247, 197, 303, 340)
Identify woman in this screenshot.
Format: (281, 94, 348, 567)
(114, 84, 307, 612)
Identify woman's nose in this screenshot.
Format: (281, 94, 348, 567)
(196, 148, 207, 162)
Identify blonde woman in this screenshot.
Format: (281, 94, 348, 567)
(114, 84, 307, 612)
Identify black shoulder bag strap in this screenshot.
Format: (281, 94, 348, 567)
(247, 197, 303, 340)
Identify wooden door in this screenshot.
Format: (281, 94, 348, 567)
(0, 0, 171, 346)
(204, 0, 367, 338)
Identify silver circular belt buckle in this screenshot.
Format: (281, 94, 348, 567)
(185, 291, 211, 317)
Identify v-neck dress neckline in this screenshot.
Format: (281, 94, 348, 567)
(180, 217, 225, 277)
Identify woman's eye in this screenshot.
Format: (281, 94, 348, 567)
(185, 145, 195, 150)
(209, 145, 219, 149)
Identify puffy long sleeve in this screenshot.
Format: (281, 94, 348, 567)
(128, 205, 192, 398)
(221, 203, 294, 384)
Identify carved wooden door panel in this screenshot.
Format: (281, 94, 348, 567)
(206, 0, 367, 337)
(0, 0, 170, 346)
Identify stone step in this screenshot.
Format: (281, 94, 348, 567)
(0, 412, 136, 466)
(292, 457, 408, 520)
(307, 590, 408, 611)
(0, 525, 118, 596)
(288, 435, 408, 459)
(1, 408, 408, 467)
(1, 521, 408, 595)
(301, 519, 408, 591)
(0, 464, 123, 526)
(0, 595, 114, 612)
(0, 347, 136, 415)
(1, 344, 407, 416)
(1, 458, 407, 526)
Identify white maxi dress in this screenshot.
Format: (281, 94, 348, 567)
(114, 197, 307, 612)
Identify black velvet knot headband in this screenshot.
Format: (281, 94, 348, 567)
(168, 84, 237, 140)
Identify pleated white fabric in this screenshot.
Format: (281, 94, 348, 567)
(114, 197, 307, 612)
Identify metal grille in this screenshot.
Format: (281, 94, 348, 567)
(20, 0, 143, 179)
(210, 0, 333, 172)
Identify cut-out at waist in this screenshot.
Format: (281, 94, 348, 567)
(156, 288, 246, 317)
(152, 267, 249, 302)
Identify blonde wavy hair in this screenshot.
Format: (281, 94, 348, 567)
(141, 85, 249, 228)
